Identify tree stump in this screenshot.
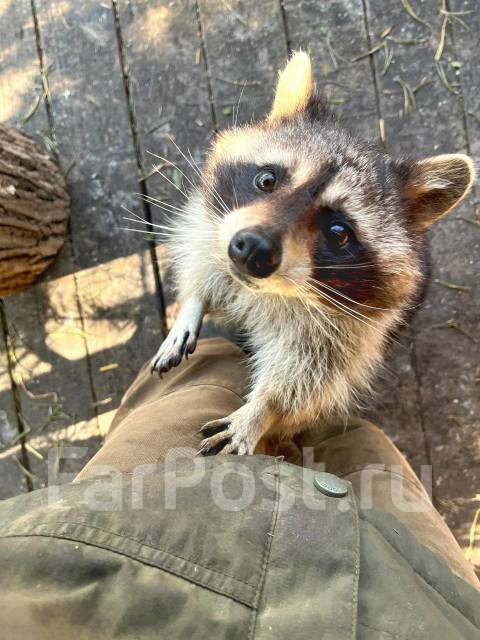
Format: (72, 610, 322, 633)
(0, 125, 70, 297)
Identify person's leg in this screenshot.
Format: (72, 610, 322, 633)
(76, 338, 249, 481)
(296, 418, 480, 589)
(76, 342, 478, 589)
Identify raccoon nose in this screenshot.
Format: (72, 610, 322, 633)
(228, 228, 282, 278)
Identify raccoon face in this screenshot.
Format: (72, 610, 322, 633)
(200, 52, 475, 317)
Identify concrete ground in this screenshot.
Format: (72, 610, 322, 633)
(0, 0, 479, 575)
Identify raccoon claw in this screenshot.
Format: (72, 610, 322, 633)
(198, 418, 251, 456)
(150, 327, 199, 375)
(151, 297, 204, 376)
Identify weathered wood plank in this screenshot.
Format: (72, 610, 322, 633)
(3, 277, 101, 488)
(0, 0, 31, 497)
(450, 0, 479, 166)
(367, 0, 480, 561)
(113, 0, 213, 323)
(0, 308, 27, 498)
(440, 0, 480, 572)
(0, 0, 62, 494)
(1, 0, 167, 489)
(116, 0, 286, 324)
(30, 0, 164, 437)
(116, 0, 212, 183)
(198, 0, 288, 129)
(1, 0, 101, 489)
(0, 0, 44, 133)
(283, 0, 380, 140)
(365, 0, 464, 154)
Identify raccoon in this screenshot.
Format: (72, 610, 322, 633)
(150, 52, 475, 455)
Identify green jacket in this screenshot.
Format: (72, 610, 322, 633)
(0, 456, 478, 639)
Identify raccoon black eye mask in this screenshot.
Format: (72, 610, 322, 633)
(151, 51, 475, 455)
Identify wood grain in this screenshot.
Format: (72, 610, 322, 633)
(31, 0, 164, 436)
(283, 0, 380, 140)
(198, 0, 288, 128)
(114, 0, 214, 324)
(0, 0, 55, 495)
(367, 0, 480, 563)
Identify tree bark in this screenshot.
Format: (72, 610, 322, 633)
(0, 125, 69, 297)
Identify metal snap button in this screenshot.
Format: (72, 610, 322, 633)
(313, 472, 348, 498)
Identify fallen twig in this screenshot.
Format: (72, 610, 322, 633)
(435, 1, 448, 61)
(428, 318, 477, 344)
(400, 0, 433, 32)
(435, 61, 459, 94)
(394, 76, 416, 114)
(21, 90, 45, 124)
(434, 279, 471, 292)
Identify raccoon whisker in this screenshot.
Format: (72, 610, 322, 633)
(141, 202, 184, 218)
(186, 149, 202, 176)
(147, 161, 189, 199)
(285, 277, 340, 336)
(315, 263, 375, 270)
(121, 217, 182, 234)
(118, 226, 216, 244)
(116, 226, 172, 238)
(155, 169, 189, 198)
(138, 194, 220, 226)
(188, 169, 230, 217)
(195, 174, 231, 216)
(305, 280, 404, 348)
(201, 184, 231, 216)
(303, 280, 382, 329)
(181, 147, 203, 182)
(165, 136, 202, 181)
(184, 148, 231, 216)
(183, 201, 223, 225)
(135, 196, 185, 214)
(120, 206, 151, 225)
(121, 206, 215, 239)
(120, 206, 178, 232)
(299, 291, 340, 336)
(230, 176, 239, 208)
(137, 199, 205, 223)
(144, 181, 223, 222)
(233, 81, 247, 130)
(121, 205, 217, 239)
(142, 156, 227, 220)
(146, 151, 198, 192)
(165, 135, 230, 216)
(311, 277, 419, 315)
(305, 280, 376, 323)
(140, 198, 215, 223)
(314, 290, 383, 332)
(312, 279, 401, 313)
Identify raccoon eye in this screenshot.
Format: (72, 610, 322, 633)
(327, 223, 350, 249)
(254, 169, 277, 193)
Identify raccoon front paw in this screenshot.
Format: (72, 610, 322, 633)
(151, 297, 204, 376)
(198, 418, 251, 455)
(150, 324, 199, 375)
(198, 404, 263, 455)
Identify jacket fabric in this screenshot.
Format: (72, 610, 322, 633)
(0, 455, 478, 639)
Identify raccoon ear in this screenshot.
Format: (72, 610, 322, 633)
(402, 154, 475, 231)
(269, 51, 314, 121)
